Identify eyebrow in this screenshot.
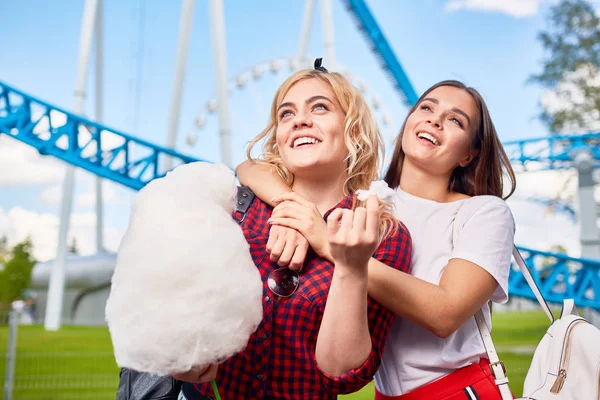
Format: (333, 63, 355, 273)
(277, 95, 334, 113)
(421, 97, 471, 125)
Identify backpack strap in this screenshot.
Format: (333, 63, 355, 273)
(452, 199, 512, 400)
(511, 246, 554, 323)
(234, 186, 255, 217)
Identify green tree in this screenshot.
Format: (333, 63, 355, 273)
(0, 237, 36, 306)
(530, 0, 600, 133)
(0, 235, 8, 260)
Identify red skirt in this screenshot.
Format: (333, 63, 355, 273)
(375, 358, 511, 400)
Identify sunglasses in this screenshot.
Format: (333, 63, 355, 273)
(267, 267, 300, 297)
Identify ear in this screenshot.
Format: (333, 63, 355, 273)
(459, 149, 479, 168)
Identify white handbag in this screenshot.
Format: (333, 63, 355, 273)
(476, 246, 600, 400)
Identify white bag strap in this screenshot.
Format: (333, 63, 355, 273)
(474, 310, 513, 400)
(511, 246, 554, 323)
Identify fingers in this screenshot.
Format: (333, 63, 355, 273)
(268, 217, 304, 232)
(269, 228, 287, 264)
(267, 225, 308, 269)
(172, 363, 218, 383)
(272, 192, 313, 207)
(197, 363, 218, 382)
(277, 234, 296, 267)
(266, 227, 279, 257)
(289, 241, 309, 271)
(271, 200, 310, 220)
(365, 195, 380, 240)
(327, 209, 344, 235)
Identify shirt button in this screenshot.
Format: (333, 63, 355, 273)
(265, 296, 270, 302)
(256, 373, 263, 379)
(261, 333, 268, 340)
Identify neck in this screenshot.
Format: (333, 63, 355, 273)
(399, 159, 454, 203)
(292, 173, 347, 215)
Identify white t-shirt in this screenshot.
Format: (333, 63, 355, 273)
(374, 188, 515, 395)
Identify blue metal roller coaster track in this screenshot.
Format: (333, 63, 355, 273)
(1, 79, 599, 310)
(3, 0, 600, 309)
(0, 81, 203, 191)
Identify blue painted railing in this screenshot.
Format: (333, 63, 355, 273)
(0, 81, 204, 191)
(511, 247, 600, 310)
(504, 133, 600, 171)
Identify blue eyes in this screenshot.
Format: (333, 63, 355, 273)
(279, 103, 328, 120)
(419, 104, 463, 128)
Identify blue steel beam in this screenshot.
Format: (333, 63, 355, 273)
(510, 247, 600, 310)
(0, 81, 204, 191)
(504, 132, 600, 171)
(341, 0, 419, 106)
(1, 80, 600, 310)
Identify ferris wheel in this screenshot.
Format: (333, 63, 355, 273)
(183, 55, 398, 153)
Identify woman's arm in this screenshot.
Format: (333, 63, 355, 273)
(315, 197, 378, 375)
(367, 257, 498, 338)
(236, 160, 291, 207)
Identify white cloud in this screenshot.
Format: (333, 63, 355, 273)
(508, 169, 600, 257)
(508, 197, 582, 254)
(0, 109, 129, 187)
(445, 0, 545, 18)
(0, 136, 65, 186)
(39, 179, 125, 208)
(0, 206, 124, 262)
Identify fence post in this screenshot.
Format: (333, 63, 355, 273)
(3, 311, 18, 400)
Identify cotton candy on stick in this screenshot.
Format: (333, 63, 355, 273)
(106, 162, 263, 375)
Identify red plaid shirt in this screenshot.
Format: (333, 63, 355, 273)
(194, 192, 412, 400)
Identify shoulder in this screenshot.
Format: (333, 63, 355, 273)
(457, 195, 514, 231)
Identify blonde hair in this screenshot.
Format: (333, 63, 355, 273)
(246, 68, 398, 239)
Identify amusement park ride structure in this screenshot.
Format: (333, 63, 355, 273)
(0, 0, 599, 330)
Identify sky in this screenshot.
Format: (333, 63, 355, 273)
(0, 0, 598, 261)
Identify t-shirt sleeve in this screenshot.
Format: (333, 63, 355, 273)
(451, 196, 515, 303)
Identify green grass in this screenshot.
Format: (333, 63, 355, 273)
(0, 310, 552, 399)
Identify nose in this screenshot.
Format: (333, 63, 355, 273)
(426, 113, 442, 129)
(292, 112, 313, 129)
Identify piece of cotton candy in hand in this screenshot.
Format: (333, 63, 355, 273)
(355, 180, 396, 202)
(105, 162, 263, 376)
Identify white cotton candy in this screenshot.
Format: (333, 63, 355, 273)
(356, 180, 396, 202)
(105, 162, 263, 375)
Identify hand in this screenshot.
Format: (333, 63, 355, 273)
(172, 363, 218, 383)
(268, 192, 332, 262)
(266, 224, 309, 271)
(327, 195, 380, 273)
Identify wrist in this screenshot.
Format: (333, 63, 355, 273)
(332, 263, 369, 281)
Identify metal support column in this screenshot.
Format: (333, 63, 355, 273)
(165, 0, 196, 171)
(298, 0, 316, 63)
(95, 0, 105, 253)
(208, 0, 232, 167)
(575, 150, 600, 326)
(321, 0, 335, 67)
(45, 0, 98, 331)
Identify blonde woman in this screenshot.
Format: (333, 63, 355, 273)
(176, 60, 412, 400)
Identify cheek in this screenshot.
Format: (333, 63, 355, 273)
(275, 129, 286, 148)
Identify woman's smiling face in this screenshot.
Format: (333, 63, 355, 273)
(275, 78, 348, 179)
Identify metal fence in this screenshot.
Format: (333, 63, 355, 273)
(2, 311, 119, 400)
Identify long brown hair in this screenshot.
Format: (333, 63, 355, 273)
(384, 80, 516, 199)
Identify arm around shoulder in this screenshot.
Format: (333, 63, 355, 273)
(235, 160, 291, 207)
